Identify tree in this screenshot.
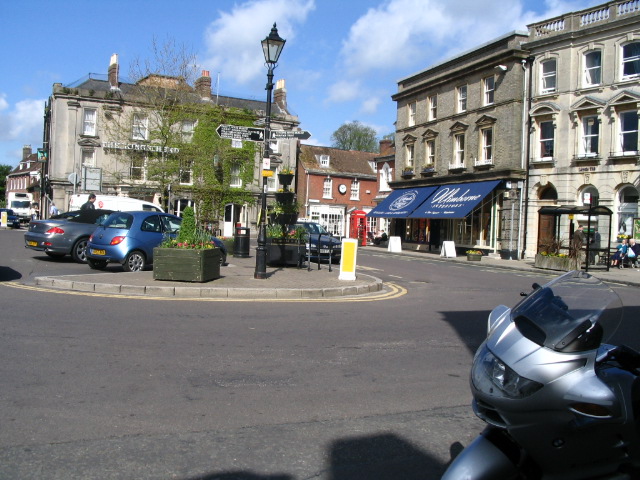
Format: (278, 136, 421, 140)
(330, 121, 379, 152)
(0, 164, 12, 205)
(100, 37, 257, 227)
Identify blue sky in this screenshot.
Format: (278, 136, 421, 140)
(0, 0, 602, 168)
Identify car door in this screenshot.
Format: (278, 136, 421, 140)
(137, 214, 165, 256)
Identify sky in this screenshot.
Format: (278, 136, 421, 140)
(0, 0, 604, 168)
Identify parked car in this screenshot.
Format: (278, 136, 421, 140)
(86, 211, 227, 272)
(0, 208, 21, 229)
(288, 221, 342, 263)
(24, 209, 115, 262)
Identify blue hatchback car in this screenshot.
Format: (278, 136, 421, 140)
(85, 211, 227, 272)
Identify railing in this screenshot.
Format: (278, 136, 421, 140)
(530, 1, 640, 39)
(580, 6, 610, 26)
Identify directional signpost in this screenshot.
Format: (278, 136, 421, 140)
(216, 124, 265, 142)
(270, 130, 311, 140)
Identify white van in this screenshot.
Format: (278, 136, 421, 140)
(68, 194, 164, 212)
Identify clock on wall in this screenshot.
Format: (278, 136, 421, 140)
(338, 184, 347, 194)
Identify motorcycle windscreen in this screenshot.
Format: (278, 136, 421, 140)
(510, 271, 622, 353)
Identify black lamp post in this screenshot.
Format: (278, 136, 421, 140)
(255, 23, 286, 279)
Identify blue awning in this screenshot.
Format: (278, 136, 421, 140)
(367, 186, 438, 218)
(408, 180, 500, 218)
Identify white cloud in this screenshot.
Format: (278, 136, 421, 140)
(201, 0, 315, 86)
(0, 98, 45, 143)
(326, 79, 362, 104)
(360, 96, 381, 115)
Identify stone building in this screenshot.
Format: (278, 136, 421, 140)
(296, 144, 378, 237)
(522, 0, 640, 257)
(377, 31, 530, 255)
(43, 54, 300, 235)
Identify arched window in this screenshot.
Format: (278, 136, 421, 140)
(581, 186, 599, 206)
(617, 186, 639, 236)
(539, 185, 558, 200)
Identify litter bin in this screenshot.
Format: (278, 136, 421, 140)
(234, 227, 250, 258)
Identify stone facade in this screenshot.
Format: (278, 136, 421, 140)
(43, 54, 300, 235)
(390, 31, 529, 254)
(523, 0, 640, 257)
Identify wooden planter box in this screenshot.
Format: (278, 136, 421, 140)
(153, 247, 221, 282)
(466, 254, 482, 261)
(533, 253, 577, 271)
(267, 240, 303, 266)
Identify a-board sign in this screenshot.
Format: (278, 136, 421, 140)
(441, 241, 457, 258)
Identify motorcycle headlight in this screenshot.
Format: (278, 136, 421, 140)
(472, 345, 543, 399)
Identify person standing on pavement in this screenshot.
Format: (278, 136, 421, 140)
(590, 227, 601, 265)
(80, 193, 96, 211)
(49, 203, 59, 217)
(573, 225, 586, 266)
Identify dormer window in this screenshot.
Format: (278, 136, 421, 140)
(320, 155, 330, 167)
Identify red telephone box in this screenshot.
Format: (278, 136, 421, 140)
(350, 210, 368, 246)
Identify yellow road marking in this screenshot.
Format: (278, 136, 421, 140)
(2, 281, 407, 302)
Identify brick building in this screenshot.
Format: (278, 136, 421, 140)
(296, 144, 377, 237)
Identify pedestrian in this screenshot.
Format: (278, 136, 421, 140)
(589, 227, 601, 265)
(49, 202, 59, 217)
(29, 203, 39, 221)
(572, 225, 586, 266)
(80, 193, 96, 211)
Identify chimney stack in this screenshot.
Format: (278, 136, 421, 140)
(379, 139, 394, 156)
(195, 70, 212, 100)
(108, 54, 120, 90)
(274, 79, 288, 113)
(23, 145, 32, 161)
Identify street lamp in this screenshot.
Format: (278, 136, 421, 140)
(255, 23, 286, 279)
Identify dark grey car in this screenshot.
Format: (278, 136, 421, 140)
(24, 209, 114, 263)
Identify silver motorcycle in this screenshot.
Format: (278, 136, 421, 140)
(443, 270, 640, 479)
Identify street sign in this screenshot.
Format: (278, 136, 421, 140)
(216, 124, 265, 142)
(270, 130, 311, 140)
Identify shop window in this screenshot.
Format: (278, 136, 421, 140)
(617, 186, 639, 237)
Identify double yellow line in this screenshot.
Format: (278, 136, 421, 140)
(3, 281, 407, 303)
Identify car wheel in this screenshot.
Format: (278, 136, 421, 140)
(71, 237, 89, 263)
(87, 257, 108, 270)
(123, 251, 146, 272)
(45, 252, 65, 259)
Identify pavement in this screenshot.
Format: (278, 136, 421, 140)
(32, 243, 640, 298)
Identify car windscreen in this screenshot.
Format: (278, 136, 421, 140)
(1, 209, 15, 215)
(103, 212, 134, 230)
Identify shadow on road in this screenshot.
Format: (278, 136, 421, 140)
(0, 265, 21, 282)
(184, 433, 449, 480)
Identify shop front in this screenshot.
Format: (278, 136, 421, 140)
(368, 181, 505, 255)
